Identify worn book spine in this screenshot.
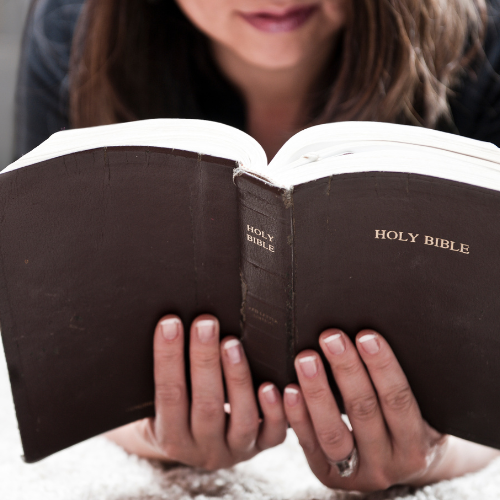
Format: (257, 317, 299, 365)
(234, 172, 295, 391)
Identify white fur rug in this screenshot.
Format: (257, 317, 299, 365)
(2, 342, 500, 500)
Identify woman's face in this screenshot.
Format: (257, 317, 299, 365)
(174, 1, 347, 70)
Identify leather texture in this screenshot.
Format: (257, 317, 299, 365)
(0, 147, 241, 462)
(292, 172, 500, 449)
(239, 170, 500, 450)
(3, 149, 500, 462)
(236, 173, 294, 391)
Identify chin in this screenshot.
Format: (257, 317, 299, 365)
(237, 48, 310, 70)
(226, 34, 325, 70)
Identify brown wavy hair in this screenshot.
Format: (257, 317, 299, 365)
(70, 0, 487, 130)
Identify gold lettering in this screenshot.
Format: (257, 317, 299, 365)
(423, 235, 469, 254)
(375, 230, 420, 243)
(377, 231, 468, 254)
(247, 233, 275, 252)
(246, 225, 275, 244)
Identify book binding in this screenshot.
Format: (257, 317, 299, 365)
(235, 172, 295, 391)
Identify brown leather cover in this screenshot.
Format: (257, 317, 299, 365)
(238, 170, 500, 450)
(236, 173, 294, 391)
(0, 147, 242, 462)
(3, 151, 500, 462)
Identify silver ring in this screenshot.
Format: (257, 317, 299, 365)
(326, 447, 358, 478)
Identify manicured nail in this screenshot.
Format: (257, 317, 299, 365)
(262, 384, 277, 404)
(324, 332, 345, 355)
(160, 317, 180, 341)
(298, 355, 318, 378)
(224, 339, 241, 364)
(285, 387, 299, 406)
(358, 333, 380, 354)
(196, 319, 215, 343)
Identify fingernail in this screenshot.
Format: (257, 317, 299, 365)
(262, 384, 277, 404)
(196, 319, 215, 343)
(324, 332, 345, 355)
(298, 355, 318, 378)
(160, 317, 180, 341)
(224, 339, 241, 364)
(284, 387, 299, 406)
(358, 333, 380, 354)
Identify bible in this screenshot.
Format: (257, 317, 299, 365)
(2, 119, 500, 462)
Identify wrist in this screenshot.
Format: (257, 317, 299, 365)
(411, 435, 500, 486)
(104, 420, 180, 464)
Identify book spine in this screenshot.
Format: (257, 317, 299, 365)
(234, 172, 295, 392)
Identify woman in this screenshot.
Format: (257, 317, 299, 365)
(15, 0, 500, 492)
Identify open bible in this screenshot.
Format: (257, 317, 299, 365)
(2, 119, 500, 462)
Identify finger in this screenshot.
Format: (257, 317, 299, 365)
(319, 329, 391, 461)
(152, 315, 193, 458)
(220, 337, 260, 453)
(283, 384, 333, 481)
(355, 330, 425, 448)
(294, 351, 354, 462)
(255, 383, 287, 450)
(189, 315, 227, 451)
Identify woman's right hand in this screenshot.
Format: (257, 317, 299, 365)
(283, 328, 500, 491)
(105, 314, 287, 470)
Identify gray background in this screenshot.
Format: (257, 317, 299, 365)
(0, 0, 31, 169)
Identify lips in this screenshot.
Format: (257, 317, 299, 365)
(239, 5, 319, 33)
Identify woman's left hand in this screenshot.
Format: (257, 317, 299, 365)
(283, 328, 452, 492)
